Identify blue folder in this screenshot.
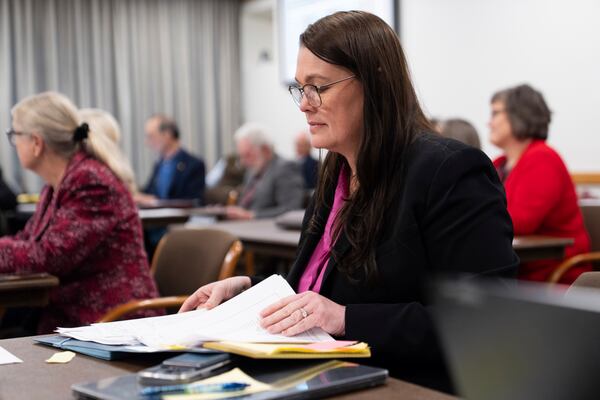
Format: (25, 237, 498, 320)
(35, 335, 217, 361)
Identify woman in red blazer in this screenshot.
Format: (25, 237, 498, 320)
(0, 92, 159, 333)
(490, 84, 591, 284)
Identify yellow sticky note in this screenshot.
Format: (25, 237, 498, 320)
(45, 351, 76, 364)
(166, 345, 189, 351)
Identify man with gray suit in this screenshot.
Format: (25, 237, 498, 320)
(226, 123, 304, 220)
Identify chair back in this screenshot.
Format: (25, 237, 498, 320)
(580, 201, 600, 252)
(565, 272, 600, 299)
(567, 272, 600, 293)
(151, 228, 242, 297)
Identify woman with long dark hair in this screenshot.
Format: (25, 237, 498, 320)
(181, 11, 518, 392)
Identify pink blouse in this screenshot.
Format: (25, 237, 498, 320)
(297, 165, 350, 293)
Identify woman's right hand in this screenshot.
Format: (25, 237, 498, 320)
(179, 276, 251, 313)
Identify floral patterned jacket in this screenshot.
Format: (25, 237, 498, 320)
(0, 152, 160, 332)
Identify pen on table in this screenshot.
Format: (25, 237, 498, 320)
(140, 382, 249, 396)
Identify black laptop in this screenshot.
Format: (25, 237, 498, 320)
(433, 279, 600, 400)
(72, 358, 388, 400)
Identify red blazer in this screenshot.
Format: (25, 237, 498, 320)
(494, 140, 591, 284)
(0, 152, 160, 332)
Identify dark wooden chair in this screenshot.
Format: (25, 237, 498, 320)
(98, 228, 243, 322)
(548, 201, 600, 283)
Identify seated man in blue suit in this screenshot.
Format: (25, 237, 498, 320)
(136, 115, 205, 206)
(295, 131, 318, 190)
(136, 115, 205, 257)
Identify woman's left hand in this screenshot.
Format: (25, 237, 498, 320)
(259, 291, 346, 336)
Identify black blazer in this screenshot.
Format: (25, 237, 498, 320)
(283, 133, 518, 392)
(144, 149, 206, 203)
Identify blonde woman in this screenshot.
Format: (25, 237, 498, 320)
(0, 92, 159, 333)
(79, 108, 137, 194)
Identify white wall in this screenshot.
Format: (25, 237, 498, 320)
(242, 0, 600, 171)
(240, 0, 307, 160)
(402, 0, 600, 171)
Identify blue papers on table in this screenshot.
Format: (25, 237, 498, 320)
(34, 335, 215, 360)
(56, 275, 333, 349)
(35, 336, 159, 360)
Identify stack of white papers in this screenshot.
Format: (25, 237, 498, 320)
(58, 275, 333, 348)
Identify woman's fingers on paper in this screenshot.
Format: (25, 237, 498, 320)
(260, 295, 307, 330)
(265, 307, 307, 334)
(179, 286, 211, 312)
(180, 278, 250, 313)
(259, 290, 347, 336)
(282, 314, 317, 336)
(179, 291, 202, 313)
(259, 294, 298, 318)
(279, 293, 346, 336)
(259, 296, 286, 318)
(204, 285, 227, 309)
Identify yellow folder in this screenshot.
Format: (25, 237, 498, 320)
(202, 341, 370, 359)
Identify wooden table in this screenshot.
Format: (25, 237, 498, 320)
(13, 203, 221, 230)
(0, 335, 458, 400)
(0, 273, 59, 308)
(512, 236, 574, 263)
(213, 218, 574, 263)
(138, 201, 225, 228)
(213, 219, 300, 259)
(138, 207, 196, 228)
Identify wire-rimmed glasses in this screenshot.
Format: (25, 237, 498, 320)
(288, 75, 355, 107)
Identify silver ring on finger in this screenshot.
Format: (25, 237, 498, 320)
(299, 307, 308, 319)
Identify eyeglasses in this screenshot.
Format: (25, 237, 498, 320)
(288, 75, 356, 107)
(5, 129, 28, 146)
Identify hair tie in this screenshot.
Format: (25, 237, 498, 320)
(73, 123, 89, 143)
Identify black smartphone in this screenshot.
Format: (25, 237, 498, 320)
(137, 353, 231, 385)
(162, 353, 230, 369)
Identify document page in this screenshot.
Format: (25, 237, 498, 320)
(57, 310, 206, 346)
(136, 275, 332, 347)
(0, 346, 22, 365)
(58, 275, 333, 348)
